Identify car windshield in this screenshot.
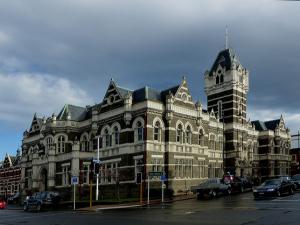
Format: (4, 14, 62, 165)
(262, 180, 280, 186)
(292, 175, 300, 181)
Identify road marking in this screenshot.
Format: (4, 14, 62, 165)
(184, 211, 195, 214)
(271, 199, 300, 202)
(95, 204, 141, 211)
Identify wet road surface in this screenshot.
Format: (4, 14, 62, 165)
(1, 191, 300, 225)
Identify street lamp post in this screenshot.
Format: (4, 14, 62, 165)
(96, 136, 100, 201)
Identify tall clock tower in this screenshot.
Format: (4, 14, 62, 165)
(205, 48, 251, 176)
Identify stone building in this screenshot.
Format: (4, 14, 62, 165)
(21, 47, 291, 198)
(0, 152, 21, 197)
(204, 49, 291, 179)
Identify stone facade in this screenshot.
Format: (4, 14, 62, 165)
(21, 47, 291, 198)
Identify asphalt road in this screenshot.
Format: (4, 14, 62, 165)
(2, 192, 300, 225)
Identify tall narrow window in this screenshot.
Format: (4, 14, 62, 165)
(186, 125, 192, 144)
(104, 128, 111, 147)
(216, 76, 219, 84)
(136, 121, 144, 142)
(46, 137, 53, 150)
(209, 135, 216, 150)
(198, 129, 204, 146)
(220, 74, 224, 83)
(113, 126, 120, 145)
(154, 121, 161, 141)
(176, 124, 183, 143)
(217, 100, 223, 119)
(81, 136, 89, 152)
(57, 136, 65, 153)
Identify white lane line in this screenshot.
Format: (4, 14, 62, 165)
(95, 204, 141, 211)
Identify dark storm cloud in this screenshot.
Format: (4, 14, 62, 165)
(0, 0, 299, 132)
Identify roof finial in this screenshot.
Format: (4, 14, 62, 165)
(225, 26, 229, 49)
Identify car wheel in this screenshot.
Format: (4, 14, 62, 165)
(227, 188, 232, 195)
(289, 188, 294, 195)
(36, 204, 41, 212)
(276, 190, 281, 197)
(240, 186, 244, 193)
(210, 190, 217, 198)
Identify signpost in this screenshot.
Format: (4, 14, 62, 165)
(147, 171, 166, 205)
(71, 176, 79, 210)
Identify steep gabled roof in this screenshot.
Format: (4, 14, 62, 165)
(132, 86, 161, 103)
(264, 119, 281, 131)
(209, 48, 243, 76)
(251, 120, 267, 131)
(251, 119, 281, 131)
(160, 85, 180, 102)
(116, 85, 133, 98)
(57, 104, 90, 121)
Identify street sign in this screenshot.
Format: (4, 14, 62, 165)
(160, 175, 167, 181)
(71, 176, 79, 185)
(162, 184, 166, 189)
(149, 171, 163, 177)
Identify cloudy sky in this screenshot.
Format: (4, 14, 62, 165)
(0, 0, 300, 159)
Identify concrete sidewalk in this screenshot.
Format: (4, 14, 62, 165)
(77, 194, 195, 212)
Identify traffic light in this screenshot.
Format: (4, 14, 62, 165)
(95, 163, 100, 174)
(136, 172, 142, 184)
(90, 159, 94, 171)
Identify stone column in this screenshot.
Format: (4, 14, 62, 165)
(32, 152, 40, 191)
(48, 146, 56, 190)
(71, 142, 80, 177)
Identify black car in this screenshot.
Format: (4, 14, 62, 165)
(223, 175, 253, 193)
(291, 174, 300, 190)
(196, 178, 231, 199)
(253, 179, 294, 199)
(23, 191, 60, 211)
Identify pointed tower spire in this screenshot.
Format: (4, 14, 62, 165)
(225, 26, 229, 49)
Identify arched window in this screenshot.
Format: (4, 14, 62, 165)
(104, 128, 111, 147)
(176, 124, 183, 143)
(220, 74, 224, 83)
(57, 135, 65, 153)
(46, 137, 53, 150)
(198, 129, 204, 146)
(113, 126, 120, 145)
(185, 125, 192, 144)
(81, 135, 89, 151)
(216, 76, 219, 84)
(154, 121, 161, 141)
(136, 121, 144, 142)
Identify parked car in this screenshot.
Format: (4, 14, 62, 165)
(291, 174, 300, 190)
(253, 179, 294, 199)
(196, 178, 231, 199)
(279, 176, 297, 190)
(23, 191, 61, 211)
(222, 175, 253, 193)
(8, 192, 20, 204)
(0, 198, 7, 209)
